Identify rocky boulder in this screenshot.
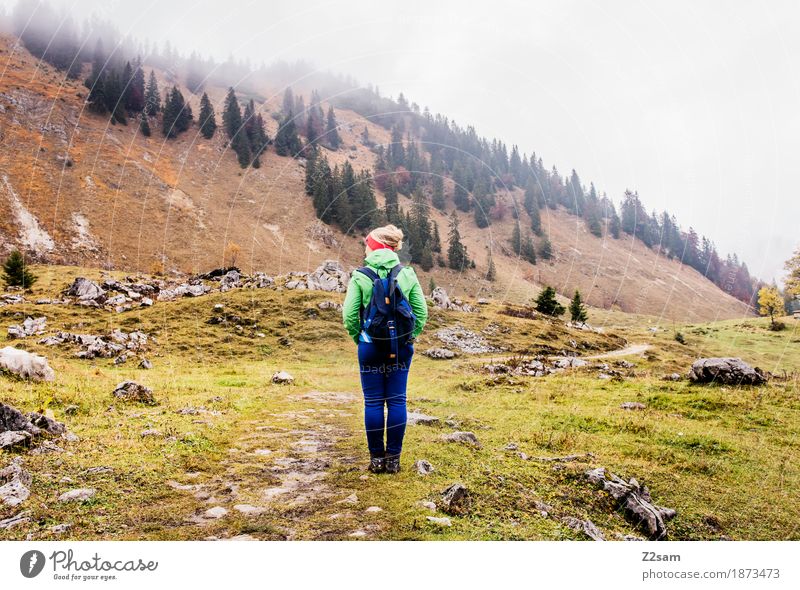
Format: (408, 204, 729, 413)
(65, 277, 105, 302)
(0, 458, 32, 507)
(112, 381, 157, 405)
(424, 348, 456, 360)
(436, 326, 498, 354)
(272, 371, 294, 384)
(440, 483, 470, 515)
(8, 316, 47, 338)
(688, 358, 767, 386)
(585, 467, 676, 540)
(0, 347, 55, 381)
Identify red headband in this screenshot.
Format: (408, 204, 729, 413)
(365, 234, 394, 251)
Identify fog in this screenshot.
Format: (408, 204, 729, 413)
(3, 0, 798, 284)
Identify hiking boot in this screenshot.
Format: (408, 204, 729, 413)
(385, 456, 401, 474)
(368, 456, 386, 473)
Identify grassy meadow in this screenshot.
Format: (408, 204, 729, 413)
(0, 265, 798, 540)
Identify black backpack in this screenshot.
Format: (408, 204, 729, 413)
(356, 264, 416, 358)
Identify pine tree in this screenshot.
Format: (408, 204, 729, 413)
(331, 165, 352, 232)
(431, 221, 442, 253)
(198, 92, 217, 139)
(431, 173, 446, 210)
(538, 237, 553, 260)
(304, 148, 318, 196)
(312, 156, 333, 223)
(139, 113, 151, 137)
(325, 106, 341, 149)
(162, 86, 190, 138)
(275, 111, 302, 157)
(409, 190, 433, 270)
(126, 61, 145, 112)
(522, 233, 537, 264)
(222, 88, 251, 167)
(2, 250, 37, 288)
(282, 87, 294, 115)
(103, 70, 127, 125)
(447, 211, 468, 271)
(144, 70, 160, 116)
(486, 250, 497, 281)
(569, 290, 588, 323)
(384, 178, 399, 224)
(452, 162, 470, 212)
(535, 286, 565, 317)
(511, 221, 522, 255)
(529, 201, 542, 235)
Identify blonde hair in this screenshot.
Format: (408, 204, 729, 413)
(369, 224, 404, 250)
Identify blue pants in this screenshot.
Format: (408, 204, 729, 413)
(358, 341, 414, 458)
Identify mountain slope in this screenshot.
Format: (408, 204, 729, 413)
(0, 34, 749, 321)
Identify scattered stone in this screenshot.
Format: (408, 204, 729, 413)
(348, 530, 367, 538)
(65, 277, 105, 302)
(83, 466, 113, 475)
(272, 371, 294, 384)
(0, 430, 31, 450)
(419, 501, 437, 512)
(285, 260, 349, 292)
(615, 360, 636, 369)
(365, 506, 383, 513)
(49, 523, 72, 534)
(58, 488, 96, 503)
(407, 411, 440, 426)
(0, 347, 55, 381)
(64, 405, 79, 415)
(317, 301, 343, 311)
(430, 287, 475, 312)
(688, 358, 767, 386)
(424, 347, 456, 360)
(140, 429, 162, 438)
(436, 326, 497, 354)
(413, 460, 435, 476)
(426, 516, 452, 527)
(338, 493, 359, 505)
(139, 359, 153, 370)
(233, 504, 266, 515)
(504, 443, 519, 451)
(552, 357, 589, 369)
(585, 467, 676, 540)
(0, 511, 31, 530)
(0, 458, 32, 507)
(562, 516, 605, 541)
(112, 381, 156, 405)
(440, 483, 470, 515)
(441, 431, 480, 447)
(662, 373, 682, 381)
(620, 402, 646, 411)
(477, 298, 490, 305)
(8, 316, 47, 338)
(530, 452, 595, 463)
(204, 506, 228, 519)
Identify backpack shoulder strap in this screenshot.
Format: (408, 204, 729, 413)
(355, 266, 379, 282)
(388, 264, 404, 298)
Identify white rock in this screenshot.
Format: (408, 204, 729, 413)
(426, 516, 452, 527)
(0, 346, 55, 381)
(204, 506, 228, 519)
(58, 488, 96, 503)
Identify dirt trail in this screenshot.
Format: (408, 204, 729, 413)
(583, 343, 651, 359)
(171, 390, 372, 540)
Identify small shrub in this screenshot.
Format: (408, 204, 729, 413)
(674, 331, 686, 345)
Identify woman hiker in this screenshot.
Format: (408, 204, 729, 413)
(342, 224, 428, 474)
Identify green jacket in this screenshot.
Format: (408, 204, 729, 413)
(342, 249, 429, 344)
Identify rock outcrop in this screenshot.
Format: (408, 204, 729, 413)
(585, 467, 676, 540)
(688, 358, 767, 385)
(0, 347, 55, 381)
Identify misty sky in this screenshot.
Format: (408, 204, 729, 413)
(3, 0, 798, 284)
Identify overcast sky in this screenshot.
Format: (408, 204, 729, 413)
(4, 0, 798, 284)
